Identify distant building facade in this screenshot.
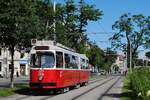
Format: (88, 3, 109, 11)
(111, 55, 126, 74)
(0, 48, 29, 77)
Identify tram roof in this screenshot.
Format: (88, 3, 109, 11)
(31, 40, 88, 60)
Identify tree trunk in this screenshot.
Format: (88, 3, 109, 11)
(127, 42, 130, 68)
(10, 46, 15, 88)
(126, 34, 133, 72)
(127, 40, 133, 73)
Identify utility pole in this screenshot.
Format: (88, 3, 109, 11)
(53, 0, 56, 44)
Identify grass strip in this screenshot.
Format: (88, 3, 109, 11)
(121, 77, 134, 100)
(0, 84, 29, 97)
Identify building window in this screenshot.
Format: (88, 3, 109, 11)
(9, 64, 12, 72)
(0, 48, 1, 56)
(20, 64, 25, 75)
(20, 53, 24, 58)
(0, 62, 2, 71)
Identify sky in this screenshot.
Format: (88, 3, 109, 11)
(86, 0, 150, 47)
(57, 0, 150, 58)
(85, 0, 150, 58)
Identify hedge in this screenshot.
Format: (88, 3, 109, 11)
(129, 68, 150, 100)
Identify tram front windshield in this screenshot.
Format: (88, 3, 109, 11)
(31, 52, 55, 68)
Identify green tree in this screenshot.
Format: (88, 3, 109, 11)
(86, 43, 117, 72)
(34, 0, 103, 54)
(35, 0, 55, 40)
(103, 48, 117, 72)
(78, 0, 103, 33)
(0, 0, 43, 88)
(145, 51, 150, 59)
(86, 42, 105, 70)
(76, 0, 103, 53)
(110, 13, 150, 69)
(52, 0, 103, 53)
(61, 0, 79, 49)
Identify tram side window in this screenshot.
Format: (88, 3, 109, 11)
(64, 54, 71, 69)
(80, 59, 89, 69)
(56, 52, 63, 68)
(85, 60, 89, 69)
(71, 56, 78, 69)
(80, 58, 86, 69)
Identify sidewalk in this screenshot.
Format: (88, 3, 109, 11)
(0, 76, 29, 87)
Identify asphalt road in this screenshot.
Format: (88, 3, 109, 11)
(0, 75, 123, 100)
(0, 76, 29, 87)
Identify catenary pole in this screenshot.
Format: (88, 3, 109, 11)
(53, 0, 56, 44)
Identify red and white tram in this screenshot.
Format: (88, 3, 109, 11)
(29, 40, 90, 92)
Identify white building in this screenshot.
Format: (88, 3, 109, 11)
(111, 55, 126, 74)
(0, 48, 29, 77)
(115, 55, 125, 67)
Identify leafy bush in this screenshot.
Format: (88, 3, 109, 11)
(129, 68, 150, 100)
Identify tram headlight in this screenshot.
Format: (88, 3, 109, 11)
(38, 70, 44, 81)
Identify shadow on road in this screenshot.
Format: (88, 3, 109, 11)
(103, 91, 133, 99)
(0, 84, 10, 88)
(15, 88, 59, 96)
(104, 93, 121, 98)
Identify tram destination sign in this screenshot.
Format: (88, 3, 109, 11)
(34, 46, 49, 50)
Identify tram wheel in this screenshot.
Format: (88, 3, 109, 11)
(60, 88, 65, 94)
(82, 82, 88, 86)
(75, 84, 80, 89)
(60, 87, 69, 94)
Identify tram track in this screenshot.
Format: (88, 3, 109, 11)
(89, 75, 109, 85)
(70, 77, 115, 100)
(39, 76, 110, 100)
(97, 76, 121, 100)
(42, 76, 115, 100)
(70, 76, 121, 100)
(16, 76, 110, 100)
(14, 90, 55, 100)
(3, 75, 116, 100)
